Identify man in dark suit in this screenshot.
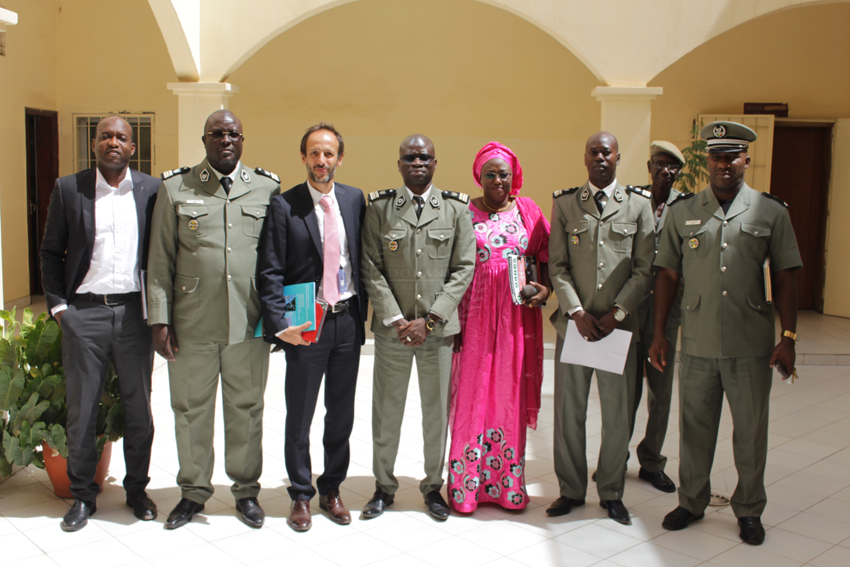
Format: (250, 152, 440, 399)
(258, 123, 367, 532)
(40, 115, 159, 531)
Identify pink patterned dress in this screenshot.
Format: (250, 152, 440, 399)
(447, 197, 549, 512)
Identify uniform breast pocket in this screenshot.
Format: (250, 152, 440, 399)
(739, 223, 771, 259)
(682, 224, 709, 258)
(428, 227, 454, 259)
(564, 221, 590, 252)
(609, 222, 637, 253)
(176, 204, 210, 238)
(383, 228, 407, 255)
(242, 205, 267, 238)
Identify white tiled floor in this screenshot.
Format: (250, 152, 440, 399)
(2, 309, 850, 566)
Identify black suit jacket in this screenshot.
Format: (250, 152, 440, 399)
(258, 182, 367, 346)
(40, 168, 161, 312)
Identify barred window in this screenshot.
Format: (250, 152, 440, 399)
(74, 114, 154, 175)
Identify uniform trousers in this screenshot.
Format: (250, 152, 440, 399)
(283, 308, 361, 501)
(554, 334, 637, 501)
(630, 324, 679, 472)
(372, 333, 453, 495)
(62, 297, 154, 502)
(678, 353, 772, 518)
(168, 337, 269, 503)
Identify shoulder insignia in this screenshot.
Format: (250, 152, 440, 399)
(669, 192, 697, 206)
(254, 167, 280, 184)
(368, 189, 396, 202)
(761, 192, 789, 208)
(626, 185, 652, 199)
(553, 187, 580, 198)
(441, 191, 469, 204)
(161, 166, 190, 180)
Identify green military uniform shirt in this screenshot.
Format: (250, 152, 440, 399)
(147, 160, 281, 343)
(654, 184, 802, 358)
(362, 186, 476, 337)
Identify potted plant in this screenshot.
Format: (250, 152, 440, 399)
(676, 120, 710, 194)
(0, 307, 124, 497)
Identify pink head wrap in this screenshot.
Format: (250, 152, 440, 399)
(473, 141, 524, 195)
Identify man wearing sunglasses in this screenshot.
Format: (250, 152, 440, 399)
(361, 134, 475, 521)
(147, 110, 281, 530)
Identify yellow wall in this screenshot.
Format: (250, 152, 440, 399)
(0, 0, 58, 305)
(824, 120, 850, 317)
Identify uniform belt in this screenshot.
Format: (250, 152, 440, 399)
(326, 298, 351, 314)
(76, 292, 140, 306)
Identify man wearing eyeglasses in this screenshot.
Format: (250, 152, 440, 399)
(627, 141, 686, 495)
(361, 134, 475, 521)
(147, 110, 281, 530)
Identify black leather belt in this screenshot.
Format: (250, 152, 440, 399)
(327, 299, 351, 314)
(76, 292, 140, 306)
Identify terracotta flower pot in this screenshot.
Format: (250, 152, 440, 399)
(41, 440, 113, 499)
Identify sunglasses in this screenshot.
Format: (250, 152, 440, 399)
(481, 172, 512, 181)
(400, 154, 435, 164)
(205, 130, 244, 141)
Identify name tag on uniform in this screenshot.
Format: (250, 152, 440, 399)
(187, 199, 205, 204)
(685, 220, 701, 225)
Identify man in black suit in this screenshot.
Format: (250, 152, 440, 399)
(257, 123, 366, 532)
(40, 115, 159, 531)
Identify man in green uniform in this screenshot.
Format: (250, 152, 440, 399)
(650, 121, 801, 545)
(628, 141, 685, 494)
(547, 132, 655, 525)
(361, 134, 475, 521)
(147, 110, 281, 529)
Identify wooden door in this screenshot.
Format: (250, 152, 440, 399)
(25, 109, 59, 297)
(769, 123, 832, 311)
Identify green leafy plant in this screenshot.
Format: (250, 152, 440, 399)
(0, 307, 124, 477)
(676, 120, 709, 194)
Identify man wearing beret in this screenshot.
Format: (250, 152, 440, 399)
(627, 141, 686, 494)
(649, 121, 802, 545)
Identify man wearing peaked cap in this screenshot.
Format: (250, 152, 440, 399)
(627, 141, 686, 495)
(649, 121, 802, 545)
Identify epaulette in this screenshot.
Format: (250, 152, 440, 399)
(161, 167, 190, 180)
(761, 192, 789, 208)
(627, 185, 652, 199)
(553, 187, 579, 198)
(669, 192, 696, 206)
(442, 191, 469, 204)
(368, 189, 396, 202)
(254, 167, 280, 184)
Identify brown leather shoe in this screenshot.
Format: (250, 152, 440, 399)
(287, 499, 312, 532)
(319, 489, 351, 525)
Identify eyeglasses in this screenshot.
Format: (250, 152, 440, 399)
(651, 161, 682, 173)
(481, 172, 512, 181)
(205, 130, 244, 141)
(400, 154, 435, 164)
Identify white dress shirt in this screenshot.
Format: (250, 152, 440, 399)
(306, 180, 356, 303)
(52, 167, 140, 316)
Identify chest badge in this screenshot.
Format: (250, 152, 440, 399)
(388, 240, 399, 252)
(570, 235, 580, 245)
(688, 237, 699, 249)
(188, 219, 199, 231)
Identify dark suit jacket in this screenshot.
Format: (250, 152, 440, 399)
(40, 168, 161, 312)
(257, 182, 367, 346)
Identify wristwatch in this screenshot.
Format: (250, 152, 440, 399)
(612, 306, 626, 322)
(782, 330, 799, 344)
(425, 314, 438, 332)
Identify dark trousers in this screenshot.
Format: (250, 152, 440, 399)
(283, 307, 361, 500)
(62, 297, 154, 502)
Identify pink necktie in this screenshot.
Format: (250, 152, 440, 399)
(320, 195, 340, 306)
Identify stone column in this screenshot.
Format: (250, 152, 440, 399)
(591, 87, 663, 186)
(167, 82, 239, 166)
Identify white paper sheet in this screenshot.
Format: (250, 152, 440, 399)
(560, 320, 633, 374)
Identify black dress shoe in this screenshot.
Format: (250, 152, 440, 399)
(126, 492, 157, 521)
(61, 499, 96, 532)
(235, 497, 265, 528)
(738, 516, 765, 545)
(424, 490, 450, 521)
(546, 496, 585, 517)
(662, 506, 705, 530)
(165, 498, 205, 529)
(600, 500, 631, 525)
(361, 489, 394, 519)
(638, 468, 676, 493)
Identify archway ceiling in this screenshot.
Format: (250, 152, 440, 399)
(148, 0, 846, 85)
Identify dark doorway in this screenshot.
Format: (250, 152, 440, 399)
(769, 122, 833, 311)
(25, 108, 59, 297)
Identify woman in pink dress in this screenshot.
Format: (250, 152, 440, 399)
(447, 142, 551, 513)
